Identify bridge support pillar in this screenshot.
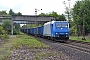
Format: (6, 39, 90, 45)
(11, 18, 13, 35)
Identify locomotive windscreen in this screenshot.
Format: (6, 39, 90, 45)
(56, 22, 68, 27)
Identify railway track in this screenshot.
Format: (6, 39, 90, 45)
(63, 43, 90, 54)
(28, 34, 90, 53)
(37, 36, 90, 54)
(60, 40, 90, 54)
(26, 34, 90, 60)
(67, 40, 90, 49)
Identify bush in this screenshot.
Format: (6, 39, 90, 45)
(0, 26, 5, 35)
(13, 29, 20, 35)
(70, 26, 76, 36)
(2, 20, 11, 34)
(0, 35, 9, 40)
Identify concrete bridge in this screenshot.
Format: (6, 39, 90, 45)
(0, 15, 54, 35)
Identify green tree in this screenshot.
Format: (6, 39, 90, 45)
(48, 11, 58, 18)
(8, 9, 22, 15)
(58, 14, 66, 21)
(0, 9, 22, 15)
(39, 13, 46, 16)
(0, 26, 5, 35)
(0, 10, 7, 15)
(14, 24, 20, 34)
(72, 0, 90, 34)
(2, 20, 11, 34)
(39, 11, 66, 21)
(12, 23, 20, 35)
(15, 12, 22, 15)
(9, 9, 15, 15)
(15, 24, 20, 30)
(49, 11, 66, 21)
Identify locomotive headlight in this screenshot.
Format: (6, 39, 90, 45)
(65, 26, 68, 27)
(56, 33, 58, 34)
(66, 33, 68, 34)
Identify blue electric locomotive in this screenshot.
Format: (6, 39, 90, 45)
(43, 21, 70, 41)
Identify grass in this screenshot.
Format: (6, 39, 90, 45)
(70, 36, 90, 42)
(0, 36, 14, 60)
(0, 34, 10, 59)
(0, 34, 9, 40)
(12, 34, 49, 49)
(1, 33, 49, 60)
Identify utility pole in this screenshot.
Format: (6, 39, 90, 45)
(11, 18, 13, 35)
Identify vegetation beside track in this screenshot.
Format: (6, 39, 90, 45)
(1, 33, 48, 59)
(0, 35, 9, 40)
(1, 33, 68, 60)
(12, 34, 49, 49)
(0, 35, 14, 60)
(70, 36, 90, 42)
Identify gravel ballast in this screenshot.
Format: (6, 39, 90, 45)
(38, 37, 90, 60)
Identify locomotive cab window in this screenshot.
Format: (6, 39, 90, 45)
(62, 23, 68, 27)
(55, 23, 62, 27)
(56, 23, 68, 27)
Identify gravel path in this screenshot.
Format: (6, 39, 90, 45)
(38, 37, 90, 60)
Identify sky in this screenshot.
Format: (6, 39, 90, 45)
(0, 0, 79, 15)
